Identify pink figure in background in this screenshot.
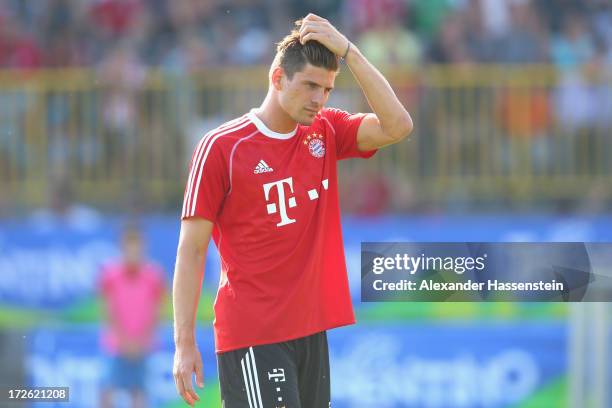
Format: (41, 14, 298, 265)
(99, 225, 166, 408)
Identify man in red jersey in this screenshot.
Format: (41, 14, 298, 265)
(173, 13, 413, 407)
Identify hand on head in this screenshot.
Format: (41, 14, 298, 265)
(298, 13, 350, 58)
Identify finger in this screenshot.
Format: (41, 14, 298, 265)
(299, 25, 322, 41)
(195, 357, 205, 388)
(299, 26, 313, 42)
(305, 13, 327, 23)
(301, 32, 320, 44)
(299, 23, 332, 44)
(182, 370, 200, 404)
(175, 368, 198, 406)
(299, 23, 313, 38)
(302, 18, 327, 26)
(300, 21, 326, 33)
(174, 372, 194, 406)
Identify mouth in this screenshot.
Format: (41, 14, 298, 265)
(304, 108, 318, 115)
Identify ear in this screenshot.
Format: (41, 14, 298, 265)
(271, 66, 285, 91)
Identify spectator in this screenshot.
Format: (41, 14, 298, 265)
(97, 42, 146, 175)
(410, 0, 451, 42)
(428, 13, 472, 64)
(551, 14, 595, 72)
(551, 14, 597, 131)
(232, 25, 273, 65)
(0, 0, 608, 70)
(463, 0, 497, 62)
(43, 27, 88, 67)
(161, 30, 215, 74)
(89, 0, 143, 38)
(356, 5, 422, 67)
(589, 41, 612, 130)
(589, 0, 612, 52)
(345, 0, 404, 34)
(0, 19, 43, 69)
(494, 1, 548, 64)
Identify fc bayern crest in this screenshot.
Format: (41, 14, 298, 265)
(305, 133, 325, 158)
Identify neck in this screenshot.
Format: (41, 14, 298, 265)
(254, 91, 297, 134)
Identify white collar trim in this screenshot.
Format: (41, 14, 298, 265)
(248, 109, 298, 139)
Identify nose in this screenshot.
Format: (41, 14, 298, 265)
(311, 89, 325, 106)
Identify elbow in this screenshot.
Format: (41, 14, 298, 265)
(402, 114, 414, 139)
(390, 113, 413, 143)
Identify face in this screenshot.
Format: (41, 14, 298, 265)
(122, 234, 143, 265)
(275, 63, 336, 125)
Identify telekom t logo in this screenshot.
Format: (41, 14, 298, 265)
(263, 177, 297, 227)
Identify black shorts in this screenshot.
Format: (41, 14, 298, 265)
(217, 331, 330, 408)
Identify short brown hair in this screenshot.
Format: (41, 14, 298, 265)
(272, 19, 339, 79)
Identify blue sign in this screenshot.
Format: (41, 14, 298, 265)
(2, 215, 612, 308)
(24, 322, 566, 407)
(329, 323, 566, 407)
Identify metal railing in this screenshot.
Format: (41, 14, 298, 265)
(0, 65, 610, 212)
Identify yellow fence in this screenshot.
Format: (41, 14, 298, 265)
(0, 66, 610, 212)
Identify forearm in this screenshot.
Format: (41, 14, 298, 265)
(345, 44, 413, 138)
(173, 244, 206, 347)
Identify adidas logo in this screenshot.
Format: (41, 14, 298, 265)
(254, 160, 274, 174)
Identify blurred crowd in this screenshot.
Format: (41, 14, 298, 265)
(0, 0, 611, 70)
(1, 0, 611, 217)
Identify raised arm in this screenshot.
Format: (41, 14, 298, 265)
(172, 218, 214, 406)
(299, 13, 413, 151)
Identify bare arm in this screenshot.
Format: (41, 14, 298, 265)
(345, 47, 414, 151)
(299, 13, 413, 151)
(172, 218, 214, 406)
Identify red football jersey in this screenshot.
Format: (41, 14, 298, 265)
(181, 107, 376, 353)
